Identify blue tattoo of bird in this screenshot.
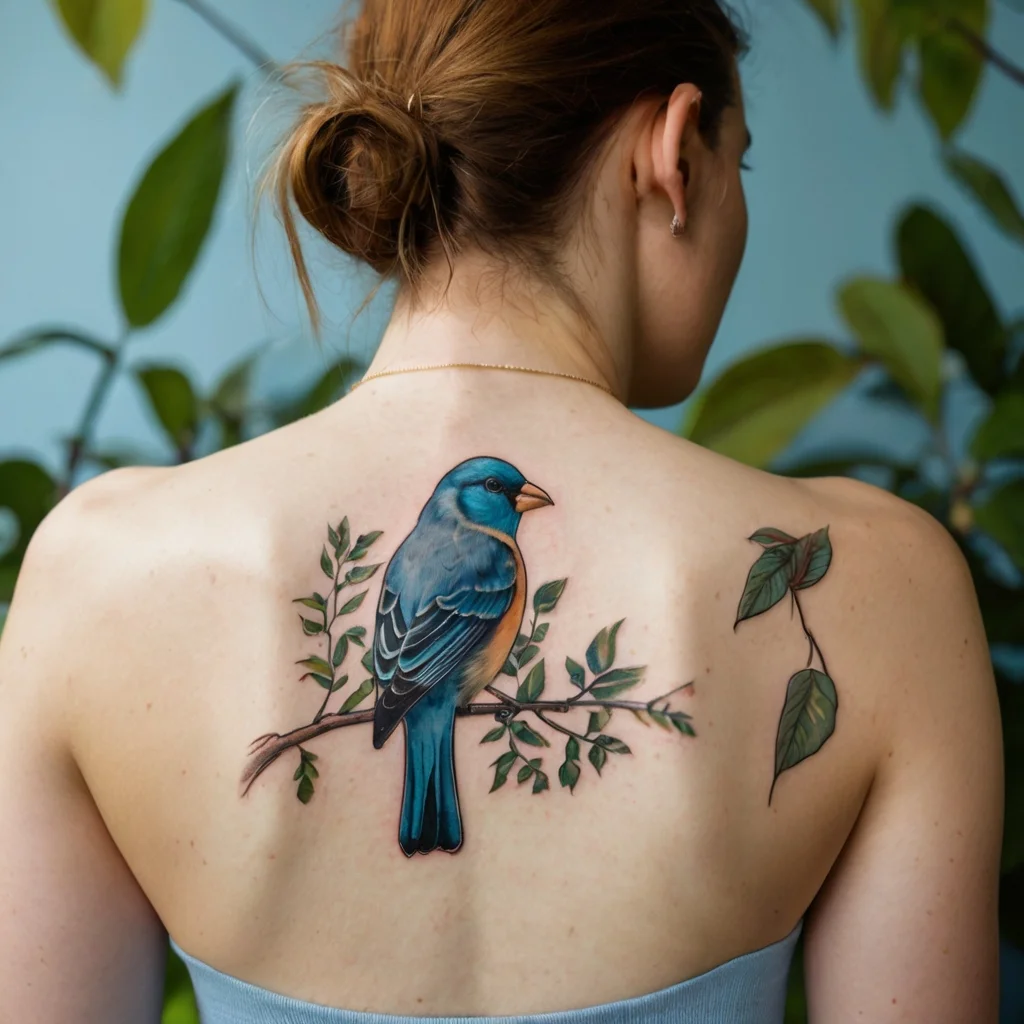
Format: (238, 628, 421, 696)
(372, 457, 553, 855)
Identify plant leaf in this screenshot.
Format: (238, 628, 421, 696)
(917, 16, 986, 139)
(735, 542, 797, 626)
(972, 394, 1024, 461)
(338, 591, 367, 615)
(337, 518, 351, 556)
(558, 757, 581, 792)
(309, 673, 335, 690)
(519, 644, 541, 668)
(501, 656, 518, 676)
(588, 708, 612, 734)
(293, 596, 326, 612)
(789, 527, 832, 590)
(945, 147, 1024, 245)
(361, 649, 375, 674)
(532, 623, 549, 642)
(54, 0, 148, 87)
(772, 669, 838, 802)
(338, 678, 373, 713)
(853, 0, 906, 109)
(328, 524, 341, 550)
(118, 84, 238, 327)
(349, 529, 383, 560)
(565, 656, 586, 689)
(0, 461, 57, 603)
(135, 366, 198, 452)
(517, 660, 546, 702)
(566, 736, 580, 761)
(332, 634, 349, 668)
(533, 578, 568, 614)
(301, 617, 323, 635)
(320, 546, 334, 579)
(296, 775, 315, 803)
(595, 735, 631, 755)
(803, 0, 841, 37)
(588, 743, 607, 775)
(481, 725, 507, 743)
(838, 276, 944, 419)
(590, 666, 646, 700)
(510, 720, 549, 747)
(517, 763, 534, 784)
(490, 751, 516, 792)
(974, 481, 1024, 569)
(345, 563, 381, 585)
(532, 770, 549, 794)
(749, 527, 798, 547)
(296, 655, 332, 675)
(586, 619, 624, 675)
(683, 342, 861, 468)
(896, 204, 1006, 394)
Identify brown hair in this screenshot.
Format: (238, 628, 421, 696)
(269, 0, 745, 329)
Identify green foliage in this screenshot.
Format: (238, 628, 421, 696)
(805, 0, 843, 36)
(896, 205, 1006, 393)
(52, 0, 148, 87)
(683, 342, 862, 467)
(119, 84, 239, 327)
(161, 938, 199, 1024)
(837, 277, 944, 419)
(135, 366, 199, 455)
(736, 528, 838, 805)
(0, 461, 57, 603)
(944, 148, 1024, 244)
(483, 582, 695, 796)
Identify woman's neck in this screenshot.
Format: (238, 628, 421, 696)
(366, 257, 631, 401)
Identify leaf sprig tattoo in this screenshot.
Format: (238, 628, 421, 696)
(735, 526, 838, 805)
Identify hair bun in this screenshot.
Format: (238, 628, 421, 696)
(281, 66, 448, 280)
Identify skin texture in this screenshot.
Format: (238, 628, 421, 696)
(0, 68, 1003, 1024)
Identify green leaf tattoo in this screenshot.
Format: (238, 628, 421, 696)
(736, 525, 839, 805)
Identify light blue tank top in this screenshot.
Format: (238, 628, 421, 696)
(169, 917, 803, 1024)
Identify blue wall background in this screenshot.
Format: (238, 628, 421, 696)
(1, 0, 1023, 1015)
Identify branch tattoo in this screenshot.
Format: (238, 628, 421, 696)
(241, 457, 695, 855)
(734, 526, 838, 805)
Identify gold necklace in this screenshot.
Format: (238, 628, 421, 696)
(349, 361, 615, 396)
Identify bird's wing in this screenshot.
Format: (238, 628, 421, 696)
(372, 525, 517, 748)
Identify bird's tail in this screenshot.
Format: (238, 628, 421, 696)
(400, 693, 462, 855)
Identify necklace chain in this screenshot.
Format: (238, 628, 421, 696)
(349, 362, 615, 395)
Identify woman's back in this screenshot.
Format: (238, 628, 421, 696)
(3, 372, 999, 1020)
(0, 0, 1003, 1017)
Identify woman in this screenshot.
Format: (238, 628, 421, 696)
(0, 1, 1003, 1021)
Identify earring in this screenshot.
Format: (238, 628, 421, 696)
(670, 214, 683, 237)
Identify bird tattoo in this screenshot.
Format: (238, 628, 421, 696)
(372, 457, 553, 855)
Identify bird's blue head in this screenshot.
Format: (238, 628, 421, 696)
(429, 457, 553, 537)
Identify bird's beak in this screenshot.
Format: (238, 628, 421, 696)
(514, 481, 554, 513)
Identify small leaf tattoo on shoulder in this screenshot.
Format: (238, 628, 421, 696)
(735, 526, 838, 805)
(240, 457, 698, 856)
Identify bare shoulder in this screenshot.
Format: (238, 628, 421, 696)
(788, 479, 1003, 1021)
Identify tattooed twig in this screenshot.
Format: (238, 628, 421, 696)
(737, 527, 838, 806)
(241, 682, 695, 794)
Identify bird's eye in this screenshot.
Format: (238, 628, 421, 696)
(484, 477, 503, 493)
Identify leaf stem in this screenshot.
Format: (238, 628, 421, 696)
(945, 16, 1024, 90)
(60, 333, 127, 496)
(792, 590, 830, 679)
(172, 0, 278, 71)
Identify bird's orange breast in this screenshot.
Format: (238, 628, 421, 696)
(460, 537, 526, 705)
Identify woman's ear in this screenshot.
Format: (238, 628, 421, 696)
(650, 83, 703, 234)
